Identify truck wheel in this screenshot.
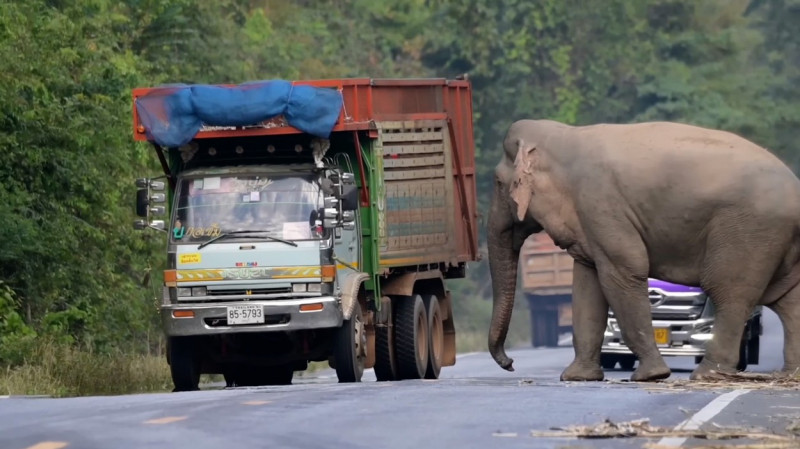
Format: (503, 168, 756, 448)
(374, 298, 397, 382)
(618, 355, 636, 371)
(168, 336, 201, 392)
(334, 299, 366, 383)
(423, 294, 443, 379)
(737, 338, 748, 371)
(395, 294, 429, 380)
(600, 354, 618, 370)
(747, 334, 760, 365)
(531, 310, 559, 348)
(546, 309, 559, 347)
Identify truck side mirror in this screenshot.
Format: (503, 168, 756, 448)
(136, 188, 149, 217)
(340, 184, 359, 211)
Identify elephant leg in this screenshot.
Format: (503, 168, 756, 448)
(768, 282, 800, 376)
(595, 266, 671, 382)
(691, 292, 763, 380)
(691, 239, 780, 380)
(561, 261, 607, 381)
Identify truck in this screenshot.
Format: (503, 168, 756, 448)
(601, 278, 763, 371)
(130, 78, 480, 391)
(520, 234, 574, 347)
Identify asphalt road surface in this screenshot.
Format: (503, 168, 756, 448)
(2, 309, 798, 449)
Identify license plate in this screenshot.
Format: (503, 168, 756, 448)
(227, 304, 264, 325)
(654, 327, 670, 345)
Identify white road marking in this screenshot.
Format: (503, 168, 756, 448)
(657, 389, 751, 447)
(0, 395, 9, 399)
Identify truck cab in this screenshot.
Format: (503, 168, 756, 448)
(600, 278, 763, 371)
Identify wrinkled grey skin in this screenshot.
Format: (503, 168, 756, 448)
(488, 119, 800, 382)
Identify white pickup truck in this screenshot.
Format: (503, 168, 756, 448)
(600, 278, 763, 371)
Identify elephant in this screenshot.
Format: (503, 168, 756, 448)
(487, 119, 800, 382)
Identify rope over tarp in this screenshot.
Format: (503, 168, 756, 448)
(135, 80, 344, 148)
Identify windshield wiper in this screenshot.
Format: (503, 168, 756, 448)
(197, 230, 298, 250)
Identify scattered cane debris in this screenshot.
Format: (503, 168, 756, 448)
(530, 418, 799, 444)
(652, 440, 800, 449)
(787, 418, 800, 435)
(601, 371, 800, 392)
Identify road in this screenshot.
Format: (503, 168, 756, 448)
(1, 309, 798, 449)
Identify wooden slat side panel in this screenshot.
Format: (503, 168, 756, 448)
(377, 119, 457, 267)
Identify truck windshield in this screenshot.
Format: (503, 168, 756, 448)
(171, 173, 323, 243)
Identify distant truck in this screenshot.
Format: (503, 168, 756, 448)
(131, 78, 480, 391)
(520, 234, 574, 347)
(601, 278, 763, 371)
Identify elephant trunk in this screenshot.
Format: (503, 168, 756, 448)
(487, 181, 522, 372)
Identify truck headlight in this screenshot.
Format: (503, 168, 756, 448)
(177, 287, 192, 297)
(191, 287, 207, 296)
(293, 283, 322, 293)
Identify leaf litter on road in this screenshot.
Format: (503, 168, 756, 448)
(530, 417, 799, 445)
(602, 370, 800, 393)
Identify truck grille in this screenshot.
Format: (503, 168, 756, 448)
(176, 286, 295, 303)
(649, 290, 705, 321)
(209, 287, 291, 297)
(608, 290, 706, 320)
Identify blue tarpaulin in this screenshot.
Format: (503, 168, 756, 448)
(135, 80, 344, 148)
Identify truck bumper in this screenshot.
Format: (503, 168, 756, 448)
(601, 318, 711, 358)
(161, 296, 343, 337)
(600, 341, 708, 357)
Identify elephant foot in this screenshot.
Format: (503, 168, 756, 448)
(778, 366, 800, 379)
(689, 358, 737, 381)
(560, 360, 604, 382)
(630, 359, 671, 382)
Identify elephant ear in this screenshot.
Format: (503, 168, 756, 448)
(510, 138, 536, 221)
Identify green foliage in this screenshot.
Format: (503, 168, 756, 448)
(0, 337, 173, 397)
(448, 278, 531, 352)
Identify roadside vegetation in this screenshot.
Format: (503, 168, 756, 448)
(0, 0, 797, 397)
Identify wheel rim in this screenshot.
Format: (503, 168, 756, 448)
(354, 309, 366, 370)
(417, 307, 428, 367)
(430, 308, 443, 365)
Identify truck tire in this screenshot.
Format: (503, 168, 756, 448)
(618, 355, 636, 371)
(374, 298, 397, 382)
(168, 336, 201, 392)
(394, 294, 429, 380)
(334, 299, 366, 383)
(600, 354, 618, 370)
(531, 310, 559, 348)
(423, 294, 443, 379)
(747, 334, 760, 365)
(737, 338, 748, 371)
(747, 317, 760, 365)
